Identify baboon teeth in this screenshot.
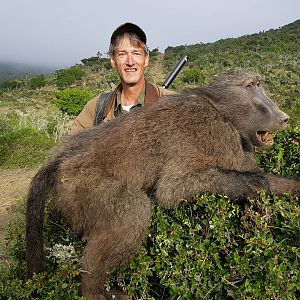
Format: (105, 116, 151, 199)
(257, 131, 274, 144)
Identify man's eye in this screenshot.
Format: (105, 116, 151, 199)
(133, 52, 142, 56)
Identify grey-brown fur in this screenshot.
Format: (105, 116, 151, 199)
(26, 71, 300, 300)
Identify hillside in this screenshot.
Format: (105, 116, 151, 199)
(0, 61, 55, 83)
(163, 19, 300, 125)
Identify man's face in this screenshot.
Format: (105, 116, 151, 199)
(110, 36, 149, 85)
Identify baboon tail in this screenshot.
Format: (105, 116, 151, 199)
(26, 159, 60, 278)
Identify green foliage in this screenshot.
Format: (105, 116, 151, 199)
(0, 113, 55, 169)
(29, 75, 46, 89)
(107, 192, 300, 299)
(149, 48, 160, 60)
(56, 67, 85, 89)
(0, 79, 18, 91)
(182, 67, 205, 84)
(105, 71, 119, 85)
(80, 55, 111, 69)
(52, 88, 95, 116)
(0, 201, 85, 299)
(256, 128, 300, 176)
(0, 129, 299, 299)
(81, 56, 99, 65)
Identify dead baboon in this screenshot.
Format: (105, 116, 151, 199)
(26, 71, 300, 299)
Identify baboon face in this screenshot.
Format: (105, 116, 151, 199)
(204, 72, 290, 149)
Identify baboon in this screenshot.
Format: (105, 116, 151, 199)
(26, 71, 300, 299)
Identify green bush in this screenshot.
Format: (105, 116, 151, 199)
(0, 201, 84, 299)
(0, 79, 18, 91)
(182, 67, 205, 84)
(52, 88, 95, 116)
(0, 114, 55, 169)
(56, 67, 85, 89)
(256, 128, 300, 176)
(107, 192, 299, 299)
(0, 129, 299, 299)
(29, 75, 46, 90)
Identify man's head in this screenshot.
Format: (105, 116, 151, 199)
(109, 23, 149, 86)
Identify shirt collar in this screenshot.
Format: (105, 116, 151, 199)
(114, 82, 146, 113)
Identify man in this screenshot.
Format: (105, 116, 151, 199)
(70, 22, 171, 134)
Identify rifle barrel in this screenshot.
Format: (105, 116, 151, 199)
(162, 55, 189, 88)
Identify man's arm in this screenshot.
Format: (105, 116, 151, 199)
(70, 96, 98, 134)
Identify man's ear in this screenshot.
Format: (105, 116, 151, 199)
(110, 56, 116, 69)
(145, 55, 149, 67)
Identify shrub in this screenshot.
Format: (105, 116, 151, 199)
(182, 67, 205, 84)
(56, 67, 85, 89)
(52, 88, 95, 116)
(0, 113, 55, 169)
(0, 201, 84, 299)
(29, 75, 46, 89)
(0, 79, 18, 91)
(0, 130, 299, 299)
(256, 127, 300, 176)
(81, 56, 99, 65)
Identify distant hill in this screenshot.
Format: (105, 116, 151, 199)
(0, 61, 55, 83)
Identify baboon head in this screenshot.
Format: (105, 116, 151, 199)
(199, 71, 289, 149)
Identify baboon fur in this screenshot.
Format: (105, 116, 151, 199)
(26, 71, 300, 299)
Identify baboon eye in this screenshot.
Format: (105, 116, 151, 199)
(246, 82, 255, 88)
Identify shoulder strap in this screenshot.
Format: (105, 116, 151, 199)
(144, 81, 160, 104)
(93, 92, 113, 126)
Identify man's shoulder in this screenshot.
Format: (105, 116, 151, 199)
(85, 94, 100, 108)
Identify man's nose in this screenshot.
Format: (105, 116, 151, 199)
(126, 54, 134, 65)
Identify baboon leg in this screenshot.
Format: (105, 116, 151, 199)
(156, 167, 269, 207)
(267, 174, 300, 196)
(80, 189, 153, 300)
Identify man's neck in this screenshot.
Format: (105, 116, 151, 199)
(120, 79, 145, 106)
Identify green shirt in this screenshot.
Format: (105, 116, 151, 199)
(114, 85, 146, 117)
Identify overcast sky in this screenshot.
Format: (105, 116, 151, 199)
(1, 0, 299, 68)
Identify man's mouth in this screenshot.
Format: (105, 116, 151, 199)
(125, 68, 137, 72)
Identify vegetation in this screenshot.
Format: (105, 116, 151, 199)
(0, 19, 299, 299)
(55, 67, 86, 89)
(29, 75, 46, 90)
(0, 111, 70, 169)
(52, 88, 95, 116)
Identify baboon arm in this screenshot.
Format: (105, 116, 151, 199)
(156, 167, 269, 208)
(267, 174, 300, 196)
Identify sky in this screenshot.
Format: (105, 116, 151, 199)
(0, 0, 299, 69)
